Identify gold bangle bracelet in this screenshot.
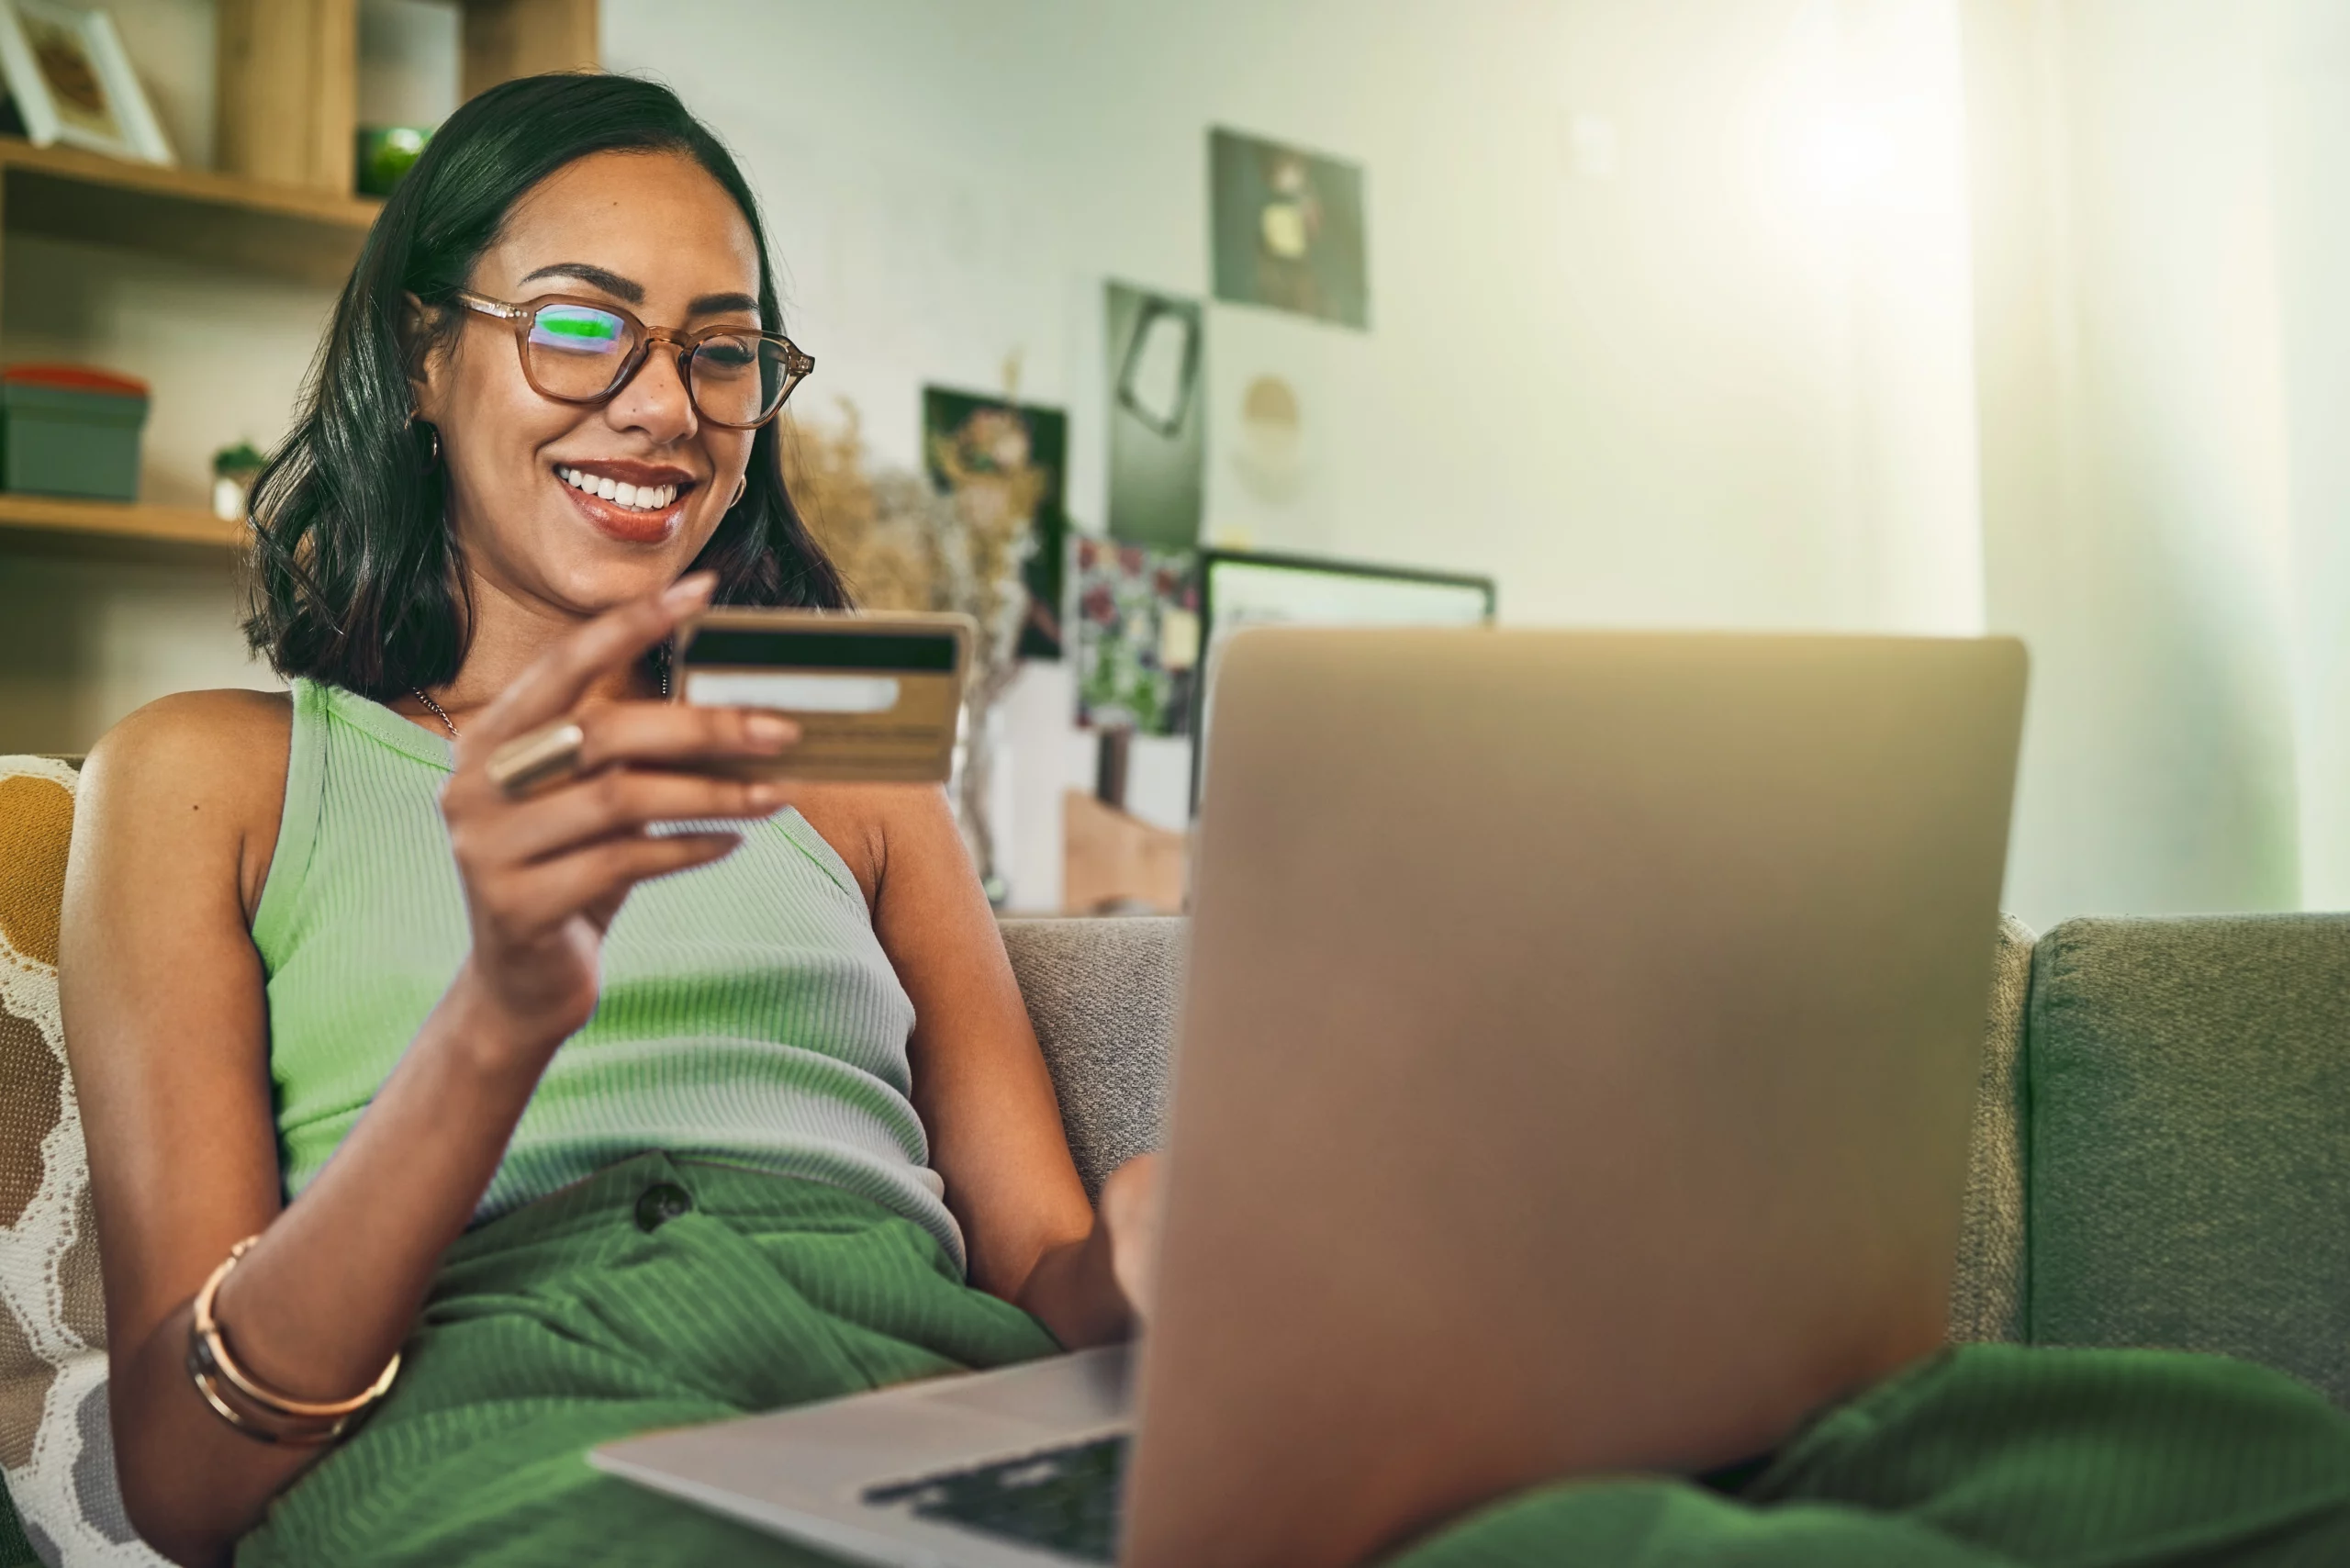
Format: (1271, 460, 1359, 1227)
(185, 1236, 401, 1443)
(185, 1338, 344, 1446)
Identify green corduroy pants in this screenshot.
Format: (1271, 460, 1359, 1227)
(238, 1153, 2350, 1567)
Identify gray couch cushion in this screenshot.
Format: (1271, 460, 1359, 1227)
(2026, 915, 2350, 1405)
(1949, 914, 2036, 1344)
(1000, 917, 1184, 1197)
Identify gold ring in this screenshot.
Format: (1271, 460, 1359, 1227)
(487, 720, 587, 797)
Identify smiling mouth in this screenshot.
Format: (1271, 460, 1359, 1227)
(555, 464, 688, 512)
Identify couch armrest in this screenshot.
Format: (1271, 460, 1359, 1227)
(1949, 913, 2036, 1344)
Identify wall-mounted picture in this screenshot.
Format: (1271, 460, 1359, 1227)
(1074, 536, 1197, 737)
(1210, 127, 1367, 329)
(0, 0, 173, 164)
(1203, 305, 1354, 551)
(922, 386, 1067, 661)
(1105, 279, 1204, 552)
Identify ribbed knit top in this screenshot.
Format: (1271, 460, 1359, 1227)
(252, 678, 963, 1270)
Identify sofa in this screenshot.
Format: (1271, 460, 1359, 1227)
(5, 752, 2347, 1565)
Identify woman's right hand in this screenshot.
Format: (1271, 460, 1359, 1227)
(438, 572, 796, 1063)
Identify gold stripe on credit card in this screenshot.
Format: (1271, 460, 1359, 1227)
(673, 609, 974, 784)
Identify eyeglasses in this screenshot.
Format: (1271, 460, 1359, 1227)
(453, 290, 814, 430)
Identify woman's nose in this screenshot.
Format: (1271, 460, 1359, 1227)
(606, 342, 698, 441)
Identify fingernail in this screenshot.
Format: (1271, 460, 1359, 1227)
(747, 782, 785, 810)
(663, 572, 718, 610)
(745, 712, 794, 748)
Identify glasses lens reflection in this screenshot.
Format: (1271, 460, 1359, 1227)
(527, 304, 632, 398)
(521, 302, 800, 423)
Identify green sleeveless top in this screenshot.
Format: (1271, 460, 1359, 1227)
(252, 678, 963, 1270)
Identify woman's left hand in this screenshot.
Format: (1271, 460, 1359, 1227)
(1095, 1153, 1163, 1325)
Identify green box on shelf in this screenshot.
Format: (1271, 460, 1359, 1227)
(1, 364, 150, 501)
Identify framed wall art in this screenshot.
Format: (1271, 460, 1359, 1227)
(1209, 127, 1367, 329)
(922, 386, 1069, 661)
(1104, 279, 1205, 552)
(1074, 535, 1197, 738)
(0, 0, 174, 165)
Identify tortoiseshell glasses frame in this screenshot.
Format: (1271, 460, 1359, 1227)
(453, 289, 814, 430)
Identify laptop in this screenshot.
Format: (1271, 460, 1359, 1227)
(593, 627, 2029, 1568)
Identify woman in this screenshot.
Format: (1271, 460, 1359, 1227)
(62, 73, 1148, 1566)
(59, 69, 2350, 1568)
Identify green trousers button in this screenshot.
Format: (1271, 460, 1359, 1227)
(634, 1182, 694, 1232)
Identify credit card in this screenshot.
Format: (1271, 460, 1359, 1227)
(673, 609, 973, 783)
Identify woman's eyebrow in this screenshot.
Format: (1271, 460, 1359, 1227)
(516, 262, 643, 301)
(689, 291, 761, 317)
(512, 265, 755, 319)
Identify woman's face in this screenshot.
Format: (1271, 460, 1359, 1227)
(413, 149, 765, 617)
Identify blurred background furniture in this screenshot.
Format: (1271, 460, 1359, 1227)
(1060, 790, 1186, 916)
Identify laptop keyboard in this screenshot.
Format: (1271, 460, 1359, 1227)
(863, 1433, 1128, 1562)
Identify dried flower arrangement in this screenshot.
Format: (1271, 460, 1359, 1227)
(781, 398, 1042, 902)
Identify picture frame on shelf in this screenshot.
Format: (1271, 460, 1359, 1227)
(0, 0, 174, 165)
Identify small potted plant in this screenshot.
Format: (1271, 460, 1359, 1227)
(211, 442, 266, 523)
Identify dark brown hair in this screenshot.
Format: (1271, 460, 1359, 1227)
(243, 73, 847, 697)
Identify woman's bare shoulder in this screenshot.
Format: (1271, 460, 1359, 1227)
(789, 782, 960, 911)
(789, 782, 892, 908)
(77, 689, 294, 915)
(85, 687, 292, 786)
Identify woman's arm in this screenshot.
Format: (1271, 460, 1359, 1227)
(850, 786, 1157, 1346)
(61, 579, 789, 1564)
(66, 695, 582, 1557)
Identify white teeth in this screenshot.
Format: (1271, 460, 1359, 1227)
(556, 466, 678, 511)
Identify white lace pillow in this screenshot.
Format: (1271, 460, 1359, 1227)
(0, 756, 164, 1566)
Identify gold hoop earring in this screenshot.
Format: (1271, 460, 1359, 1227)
(412, 420, 442, 472)
(730, 476, 747, 510)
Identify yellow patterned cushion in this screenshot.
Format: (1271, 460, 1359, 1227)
(0, 756, 165, 1564)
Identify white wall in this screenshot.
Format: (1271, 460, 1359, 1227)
(1542, 0, 1983, 633)
(2267, 0, 2350, 913)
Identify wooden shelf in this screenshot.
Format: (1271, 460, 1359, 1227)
(0, 492, 244, 551)
(0, 0, 598, 577)
(0, 137, 380, 287)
